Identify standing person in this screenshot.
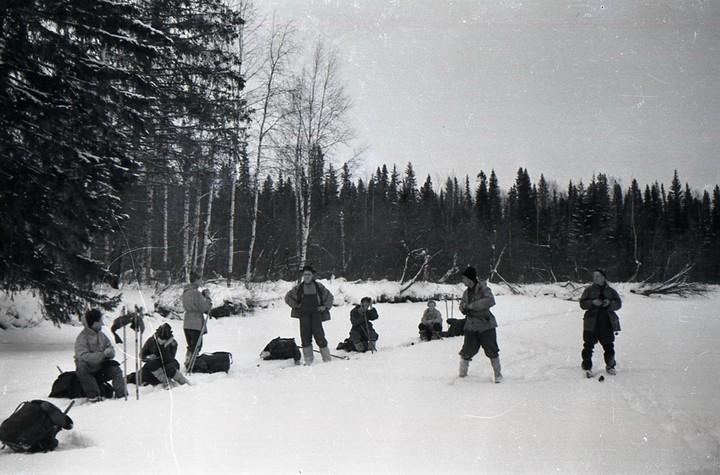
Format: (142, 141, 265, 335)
(74, 309, 127, 402)
(457, 266, 503, 383)
(419, 300, 443, 341)
(348, 297, 379, 352)
(284, 265, 334, 365)
(182, 272, 212, 370)
(141, 323, 189, 388)
(579, 269, 622, 377)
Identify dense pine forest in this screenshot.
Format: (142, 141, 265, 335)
(114, 162, 720, 286)
(1, 1, 718, 323)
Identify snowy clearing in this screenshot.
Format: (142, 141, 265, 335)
(1, 284, 719, 474)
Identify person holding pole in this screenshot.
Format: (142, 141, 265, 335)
(182, 271, 212, 371)
(348, 297, 379, 352)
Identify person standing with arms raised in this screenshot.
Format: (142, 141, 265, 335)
(285, 265, 334, 365)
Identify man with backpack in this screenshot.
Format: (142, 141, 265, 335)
(182, 271, 213, 370)
(74, 309, 127, 402)
(284, 265, 334, 365)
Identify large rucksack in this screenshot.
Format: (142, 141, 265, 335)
(444, 318, 466, 337)
(191, 352, 233, 374)
(49, 371, 114, 399)
(260, 337, 301, 362)
(0, 400, 73, 453)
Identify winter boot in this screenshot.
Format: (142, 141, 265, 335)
(302, 346, 314, 366)
(152, 368, 171, 388)
(319, 346, 332, 363)
(368, 340, 377, 352)
(606, 366, 617, 376)
(172, 371, 190, 386)
(491, 357, 503, 383)
(459, 359, 470, 378)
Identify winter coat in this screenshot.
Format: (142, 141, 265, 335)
(284, 280, 334, 321)
(141, 336, 178, 365)
(182, 284, 212, 331)
(580, 284, 622, 333)
(421, 308, 443, 327)
(349, 306, 379, 343)
(74, 319, 115, 373)
(459, 283, 497, 333)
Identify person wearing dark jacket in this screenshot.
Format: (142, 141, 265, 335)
(141, 323, 189, 387)
(458, 266, 503, 383)
(579, 269, 622, 375)
(74, 309, 127, 402)
(284, 265, 334, 365)
(348, 297, 379, 352)
(182, 272, 212, 369)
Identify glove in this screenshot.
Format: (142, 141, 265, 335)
(103, 347, 114, 358)
(202, 289, 210, 298)
(317, 306, 327, 312)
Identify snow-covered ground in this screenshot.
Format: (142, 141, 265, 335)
(1, 284, 719, 474)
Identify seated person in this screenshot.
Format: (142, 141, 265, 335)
(74, 309, 127, 402)
(419, 300, 443, 341)
(348, 297, 379, 352)
(141, 323, 189, 387)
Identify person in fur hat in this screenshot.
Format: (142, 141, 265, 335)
(141, 323, 190, 388)
(457, 266, 503, 383)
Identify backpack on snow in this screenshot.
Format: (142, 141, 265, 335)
(0, 400, 73, 453)
(191, 352, 233, 374)
(443, 318, 466, 337)
(260, 337, 301, 362)
(49, 371, 114, 399)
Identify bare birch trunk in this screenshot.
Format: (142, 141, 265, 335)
(144, 182, 154, 283)
(182, 181, 191, 282)
(163, 183, 169, 273)
(199, 171, 215, 279)
(191, 175, 202, 270)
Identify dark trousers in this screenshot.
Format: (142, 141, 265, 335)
(76, 360, 126, 398)
(460, 329, 500, 361)
(299, 314, 328, 349)
(581, 330, 615, 370)
(419, 322, 442, 340)
(184, 329, 202, 363)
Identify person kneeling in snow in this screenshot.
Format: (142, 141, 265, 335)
(141, 323, 189, 388)
(579, 268, 622, 376)
(348, 297, 379, 352)
(419, 300, 443, 341)
(458, 267, 503, 383)
(74, 309, 127, 402)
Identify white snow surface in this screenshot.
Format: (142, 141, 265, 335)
(1, 283, 719, 474)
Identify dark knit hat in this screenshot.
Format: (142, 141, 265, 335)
(593, 268, 608, 279)
(155, 323, 173, 340)
(301, 265, 316, 274)
(461, 266, 478, 283)
(85, 309, 103, 327)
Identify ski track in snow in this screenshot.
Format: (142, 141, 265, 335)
(1, 285, 719, 474)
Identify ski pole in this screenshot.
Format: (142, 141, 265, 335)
(63, 400, 75, 415)
(56, 366, 62, 374)
(312, 349, 348, 360)
(123, 324, 128, 401)
(444, 297, 449, 318)
(364, 311, 375, 354)
(135, 323, 140, 401)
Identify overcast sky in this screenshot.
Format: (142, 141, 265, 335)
(261, 0, 720, 192)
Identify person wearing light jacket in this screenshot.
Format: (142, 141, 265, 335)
(74, 309, 127, 402)
(182, 271, 212, 369)
(579, 268, 622, 375)
(457, 266, 503, 382)
(419, 300, 443, 341)
(284, 265, 334, 365)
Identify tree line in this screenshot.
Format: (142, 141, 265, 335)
(113, 161, 720, 288)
